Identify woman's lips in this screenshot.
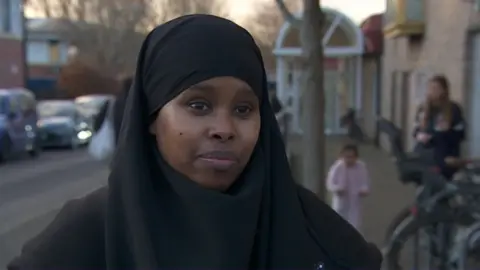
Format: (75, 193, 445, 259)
(197, 151, 238, 171)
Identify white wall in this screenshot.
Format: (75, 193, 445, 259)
(0, 0, 23, 37)
(469, 34, 480, 157)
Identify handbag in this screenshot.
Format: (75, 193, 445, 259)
(88, 99, 115, 160)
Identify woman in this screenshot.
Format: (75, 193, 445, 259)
(413, 75, 466, 179)
(8, 15, 381, 270)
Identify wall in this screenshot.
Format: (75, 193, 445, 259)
(361, 57, 379, 140)
(28, 65, 61, 78)
(381, 0, 480, 151)
(0, 0, 24, 88)
(0, 36, 23, 88)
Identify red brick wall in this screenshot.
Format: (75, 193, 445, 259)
(0, 37, 24, 88)
(28, 65, 60, 79)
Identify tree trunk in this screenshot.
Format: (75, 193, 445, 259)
(299, 0, 325, 199)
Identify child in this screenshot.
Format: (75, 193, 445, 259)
(326, 144, 370, 232)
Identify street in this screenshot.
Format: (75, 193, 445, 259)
(0, 149, 108, 269)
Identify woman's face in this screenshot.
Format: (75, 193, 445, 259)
(151, 76, 261, 191)
(427, 81, 445, 103)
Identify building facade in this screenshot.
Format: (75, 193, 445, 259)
(381, 0, 480, 156)
(26, 18, 70, 96)
(0, 0, 25, 88)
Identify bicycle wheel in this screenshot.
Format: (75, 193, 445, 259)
(384, 205, 413, 245)
(384, 207, 457, 270)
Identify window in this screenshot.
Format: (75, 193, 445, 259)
(8, 95, 19, 114)
(0, 0, 12, 33)
(27, 41, 50, 64)
(409, 70, 432, 105)
(49, 40, 60, 63)
(17, 92, 36, 115)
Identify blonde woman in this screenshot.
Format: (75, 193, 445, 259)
(413, 75, 466, 180)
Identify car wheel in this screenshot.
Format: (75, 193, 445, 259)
(0, 136, 12, 163)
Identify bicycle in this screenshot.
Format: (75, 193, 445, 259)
(377, 118, 480, 269)
(383, 173, 480, 270)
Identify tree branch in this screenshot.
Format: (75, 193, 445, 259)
(275, 0, 301, 28)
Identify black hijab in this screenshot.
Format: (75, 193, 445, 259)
(107, 14, 380, 270)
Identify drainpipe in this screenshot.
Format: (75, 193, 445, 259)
(21, 1, 29, 89)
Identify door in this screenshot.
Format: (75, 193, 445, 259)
(469, 34, 480, 157)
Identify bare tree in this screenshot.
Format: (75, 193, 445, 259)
(147, 0, 230, 27)
(27, 0, 150, 76)
(275, 0, 325, 198)
(27, 0, 229, 76)
(57, 58, 119, 98)
(246, 0, 299, 73)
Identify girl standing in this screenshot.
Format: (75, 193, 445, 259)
(327, 144, 370, 231)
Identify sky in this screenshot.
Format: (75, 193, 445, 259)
(231, 0, 385, 23)
(26, 0, 385, 25)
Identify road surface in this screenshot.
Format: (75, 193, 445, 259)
(0, 149, 108, 269)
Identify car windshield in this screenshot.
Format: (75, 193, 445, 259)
(75, 96, 108, 117)
(37, 101, 76, 119)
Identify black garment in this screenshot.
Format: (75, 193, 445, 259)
(9, 15, 381, 270)
(270, 95, 282, 114)
(413, 102, 466, 179)
(112, 85, 129, 144)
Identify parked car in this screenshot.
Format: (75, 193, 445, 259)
(37, 100, 92, 149)
(0, 88, 40, 162)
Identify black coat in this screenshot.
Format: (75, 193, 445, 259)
(413, 102, 466, 178)
(7, 186, 381, 269)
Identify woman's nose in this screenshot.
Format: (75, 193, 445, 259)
(209, 113, 235, 142)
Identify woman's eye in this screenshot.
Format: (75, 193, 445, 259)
(188, 102, 210, 111)
(235, 105, 252, 115)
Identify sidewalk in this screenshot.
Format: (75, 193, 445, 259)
(287, 135, 416, 245)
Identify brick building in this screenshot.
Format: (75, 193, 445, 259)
(0, 0, 25, 88)
(381, 0, 480, 156)
(26, 19, 70, 97)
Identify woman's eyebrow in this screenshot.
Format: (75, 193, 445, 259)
(189, 84, 216, 92)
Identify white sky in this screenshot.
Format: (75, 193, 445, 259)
(231, 0, 385, 23)
(26, 0, 385, 25)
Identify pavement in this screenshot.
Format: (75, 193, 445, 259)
(0, 136, 416, 269)
(286, 135, 415, 246)
(0, 149, 108, 269)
